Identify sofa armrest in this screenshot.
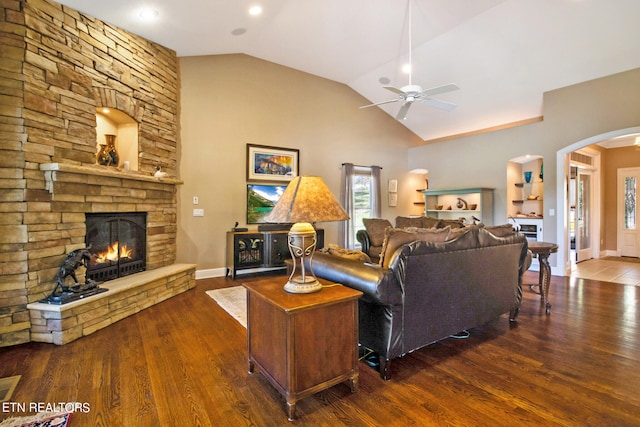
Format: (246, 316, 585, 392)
(306, 252, 402, 306)
(356, 229, 371, 255)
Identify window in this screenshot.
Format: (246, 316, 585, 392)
(340, 164, 381, 248)
(625, 176, 636, 230)
(352, 169, 374, 246)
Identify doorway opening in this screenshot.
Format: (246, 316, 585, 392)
(556, 127, 640, 276)
(569, 148, 599, 264)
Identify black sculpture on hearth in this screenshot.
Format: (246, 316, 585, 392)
(42, 247, 107, 304)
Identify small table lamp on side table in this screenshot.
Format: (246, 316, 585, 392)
(264, 176, 349, 294)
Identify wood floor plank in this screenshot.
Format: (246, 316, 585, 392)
(1, 272, 640, 426)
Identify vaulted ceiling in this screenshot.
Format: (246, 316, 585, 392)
(55, 0, 640, 141)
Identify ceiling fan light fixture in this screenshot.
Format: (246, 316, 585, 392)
(359, 0, 459, 121)
(138, 8, 159, 21)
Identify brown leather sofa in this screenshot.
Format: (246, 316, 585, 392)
(308, 224, 530, 380)
(357, 216, 464, 263)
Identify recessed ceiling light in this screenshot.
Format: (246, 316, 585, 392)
(249, 5, 262, 16)
(231, 28, 247, 36)
(139, 8, 159, 21)
(379, 77, 391, 85)
(402, 63, 411, 74)
(102, 108, 110, 114)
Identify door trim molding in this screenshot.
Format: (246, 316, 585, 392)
(557, 126, 640, 276)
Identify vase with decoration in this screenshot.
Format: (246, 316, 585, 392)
(96, 134, 119, 166)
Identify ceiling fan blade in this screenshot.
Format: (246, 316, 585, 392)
(421, 83, 459, 97)
(396, 102, 412, 120)
(419, 98, 457, 111)
(383, 86, 408, 96)
(359, 99, 400, 109)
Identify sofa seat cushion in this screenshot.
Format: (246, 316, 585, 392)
(362, 218, 393, 247)
(380, 226, 450, 268)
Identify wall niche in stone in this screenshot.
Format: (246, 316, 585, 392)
(96, 107, 139, 171)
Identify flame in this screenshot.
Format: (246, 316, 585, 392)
(95, 241, 133, 263)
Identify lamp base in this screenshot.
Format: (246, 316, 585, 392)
(284, 275, 322, 294)
(284, 222, 322, 294)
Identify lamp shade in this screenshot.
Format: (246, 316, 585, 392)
(264, 176, 349, 224)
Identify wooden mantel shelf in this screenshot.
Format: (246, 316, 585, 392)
(40, 163, 183, 194)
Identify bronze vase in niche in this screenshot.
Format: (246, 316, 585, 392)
(96, 144, 110, 165)
(97, 134, 119, 166)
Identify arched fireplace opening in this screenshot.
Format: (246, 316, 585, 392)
(85, 212, 147, 282)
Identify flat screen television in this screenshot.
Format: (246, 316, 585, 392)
(247, 184, 288, 224)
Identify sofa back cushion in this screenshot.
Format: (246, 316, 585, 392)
(395, 216, 440, 229)
(321, 244, 372, 263)
(437, 218, 465, 229)
(485, 223, 516, 237)
(380, 227, 450, 268)
(362, 218, 393, 247)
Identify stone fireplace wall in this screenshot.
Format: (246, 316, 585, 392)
(0, 0, 180, 346)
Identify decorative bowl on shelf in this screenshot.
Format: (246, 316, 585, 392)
(468, 203, 478, 210)
(527, 195, 539, 200)
(435, 205, 443, 210)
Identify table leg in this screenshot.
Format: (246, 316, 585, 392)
(538, 253, 552, 315)
(287, 400, 296, 421)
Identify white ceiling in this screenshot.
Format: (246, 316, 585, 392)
(55, 0, 640, 141)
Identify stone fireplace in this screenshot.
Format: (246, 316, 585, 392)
(0, 0, 195, 346)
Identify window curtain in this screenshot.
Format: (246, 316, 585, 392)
(371, 165, 382, 218)
(339, 163, 355, 248)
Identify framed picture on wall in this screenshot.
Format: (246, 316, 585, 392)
(247, 144, 299, 182)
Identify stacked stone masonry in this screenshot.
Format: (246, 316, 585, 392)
(28, 264, 196, 345)
(0, 0, 181, 346)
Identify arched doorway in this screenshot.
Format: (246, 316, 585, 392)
(556, 126, 640, 275)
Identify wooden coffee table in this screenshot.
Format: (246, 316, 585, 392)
(244, 277, 362, 420)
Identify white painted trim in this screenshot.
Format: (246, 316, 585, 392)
(195, 268, 227, 279)
(556, 126, 640, 276)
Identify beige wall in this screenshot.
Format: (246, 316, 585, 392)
(408, 67, 640, 272)
(177, 54, 423, 273)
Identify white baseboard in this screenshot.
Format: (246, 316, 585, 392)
(601, 249, 618, 257)
(195, 268, 227, 279)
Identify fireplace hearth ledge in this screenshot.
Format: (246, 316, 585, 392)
(27, 263, 196, 345)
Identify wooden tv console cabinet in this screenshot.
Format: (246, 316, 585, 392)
(226, 229, 324, 279)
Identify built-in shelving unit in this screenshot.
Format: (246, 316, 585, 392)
(423, 187, 494, 225)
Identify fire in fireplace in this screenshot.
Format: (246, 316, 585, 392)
(85, 212, 147, 282)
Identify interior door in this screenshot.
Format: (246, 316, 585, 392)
(618, 167, 640, 257)
(576, 169, 593, 261)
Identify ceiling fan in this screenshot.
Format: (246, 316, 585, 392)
(360, 0, 459, 121)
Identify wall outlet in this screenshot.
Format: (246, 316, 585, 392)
(193, 208, 204, 217)
(193, 196, 199, 205)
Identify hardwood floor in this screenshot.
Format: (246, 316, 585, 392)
(1, 271, 640, 426)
